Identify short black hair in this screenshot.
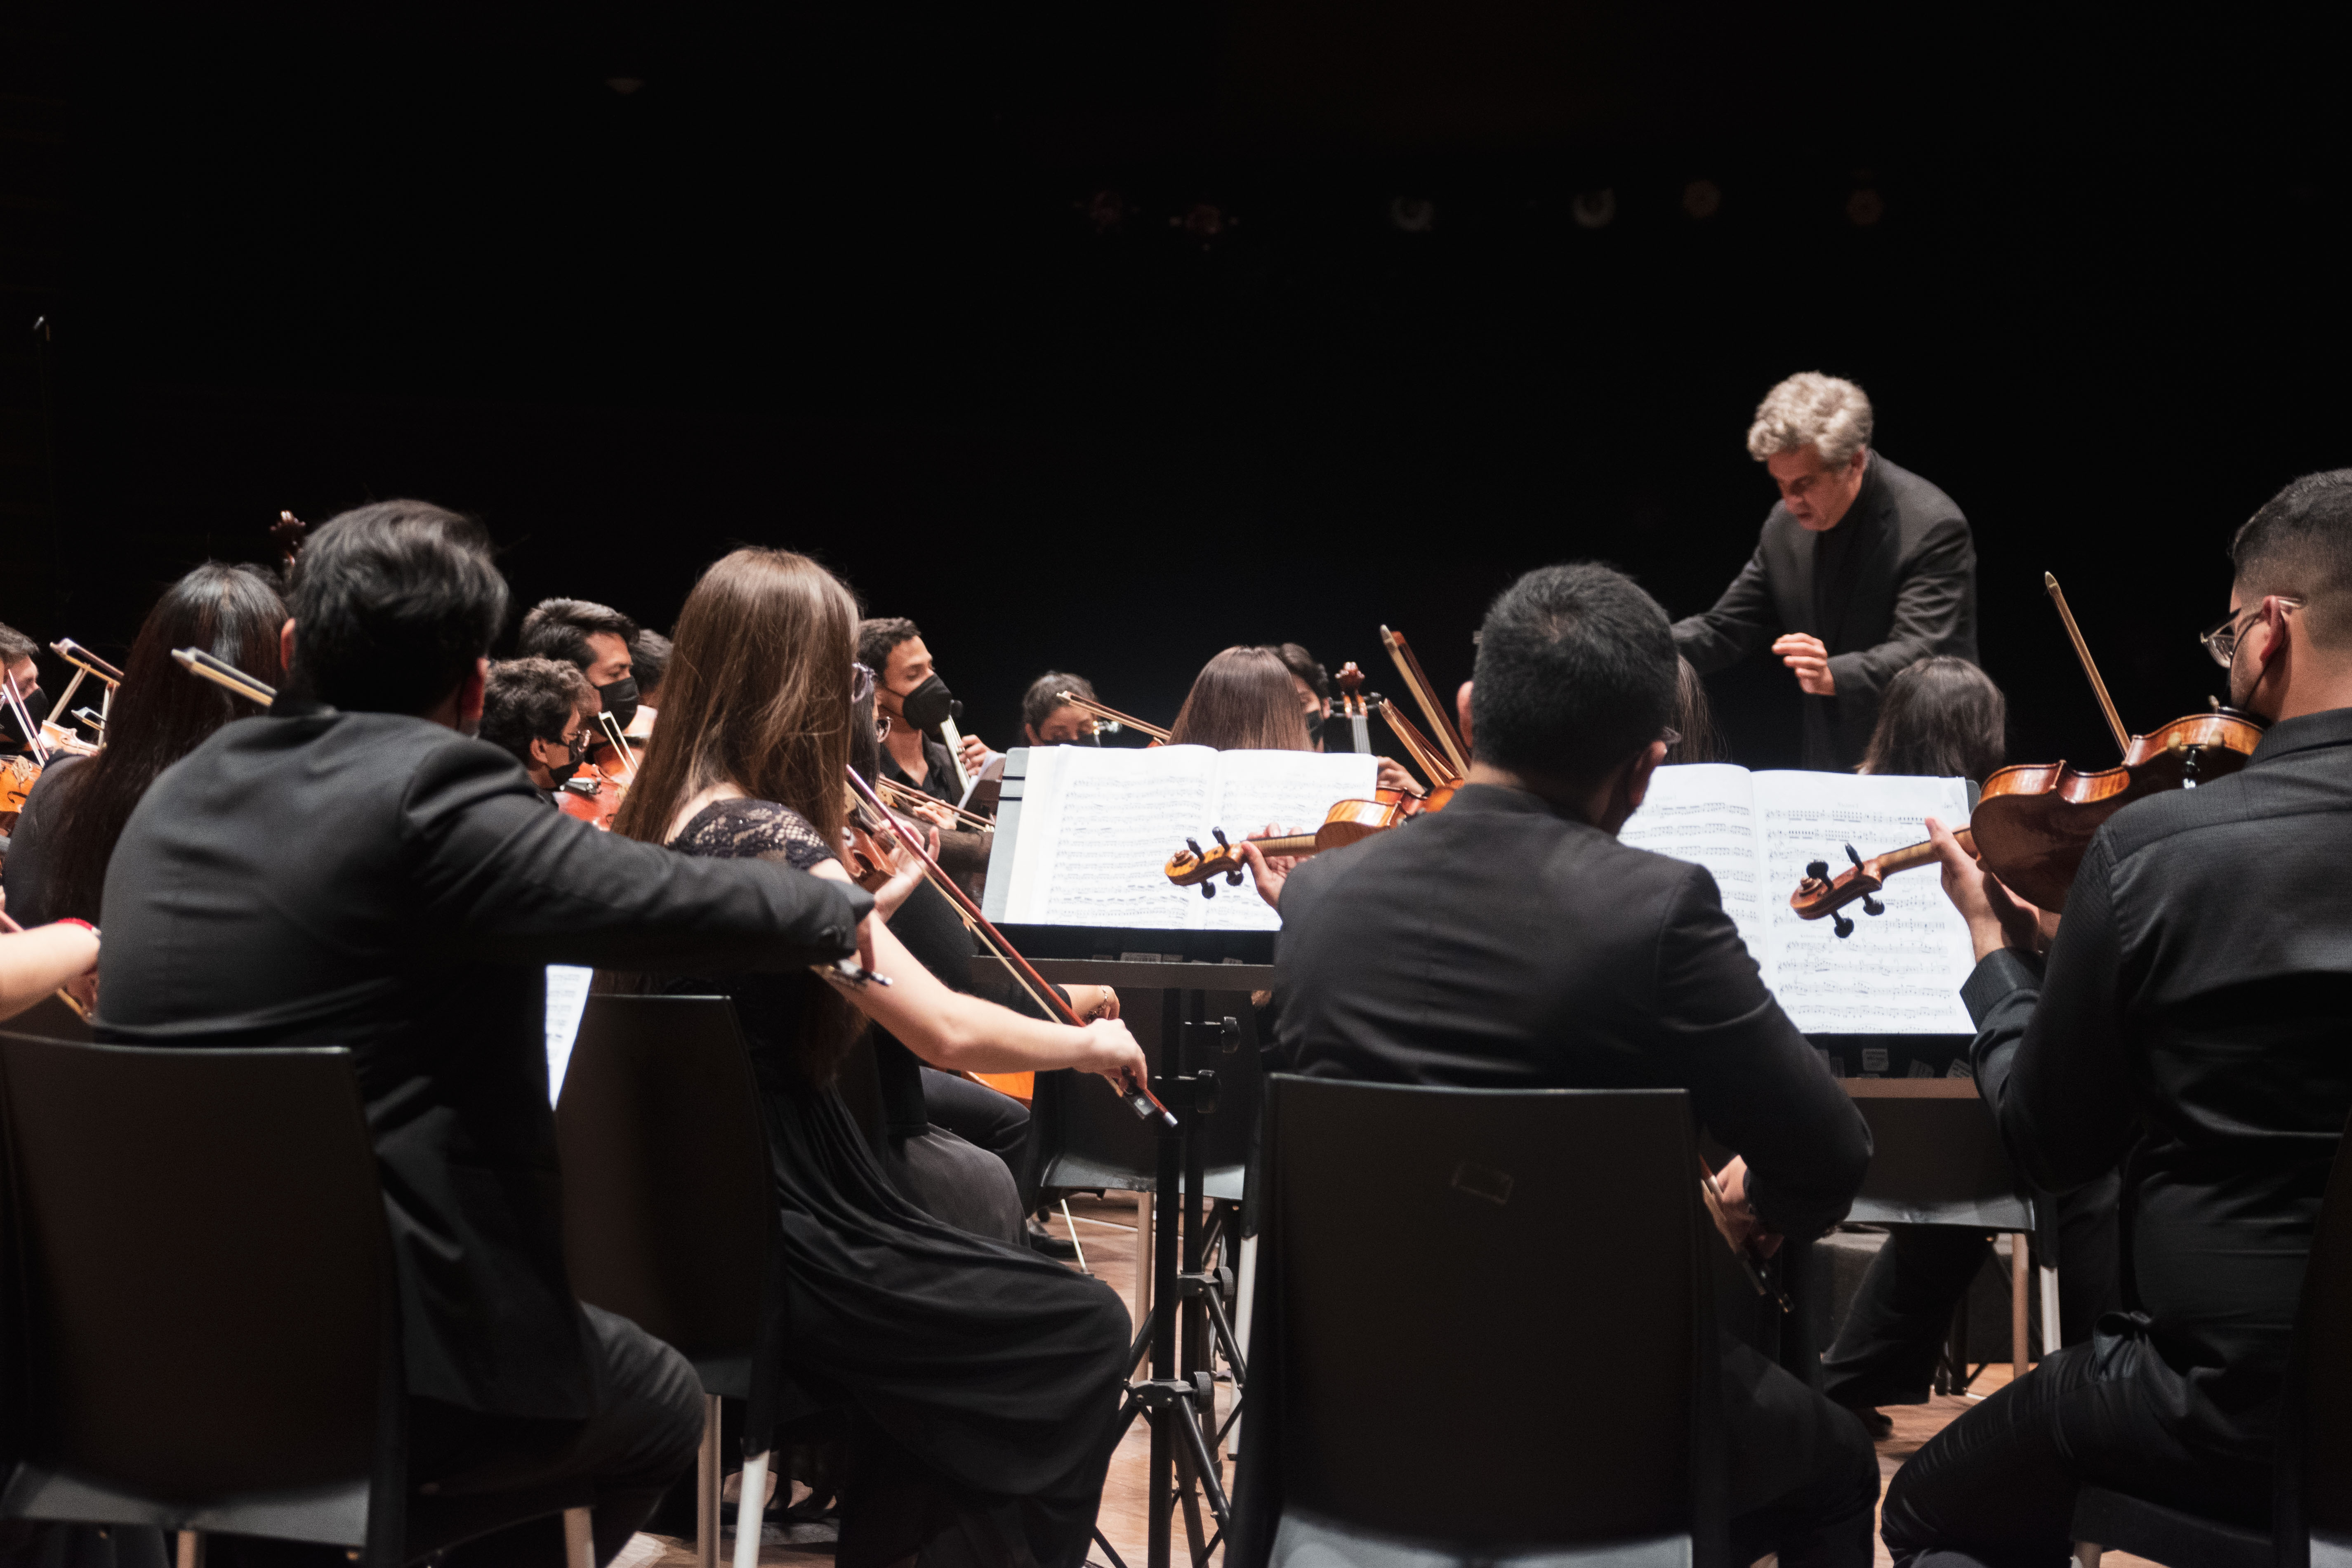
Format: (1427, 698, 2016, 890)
(517, 598, 638, 670)
(1269, 643, 1328, 701)
(856, 616, 923, 672)
(479, 657, 595, 765)
(286, 500, 509, 716)
(1470, 563, 1676, 794)
(1023, 671, 1095, 732)
(631, 629, 672, 696)
(0, 623, 35, 664)
(2233, 470, 2352, 649)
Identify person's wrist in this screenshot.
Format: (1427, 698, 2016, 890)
(54, 918, 97, 940)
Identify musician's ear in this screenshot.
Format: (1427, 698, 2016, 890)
(458, 658, 488, 730)
(1456, 680, 1474, 754)
(1625, 738, 1668, 813)
(279, 618, 296, 677)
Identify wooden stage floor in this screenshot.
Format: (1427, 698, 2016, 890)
(632, 1195, 2155, 1568)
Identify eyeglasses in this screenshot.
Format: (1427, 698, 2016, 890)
(560, 730, 591, 761)
(851, 662, 876, 705)
(2199, 598, 2303, 668)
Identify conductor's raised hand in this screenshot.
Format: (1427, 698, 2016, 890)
(1925, 816, 2046, 961)
(1771, 633, 1836, 696)
(1239, 823, 1299, 911)
(1079, 1017, 1150, 1095)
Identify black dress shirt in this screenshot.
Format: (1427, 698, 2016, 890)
(94, 701, 874, 1419)
(881, 734, 961, 805)
(1271, 783, 1870, 1240)
(1673, 453, 1978, 770)
(1960, 705, 2352, 1466)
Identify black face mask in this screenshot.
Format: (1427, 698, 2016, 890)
(595, 675, 639, 730)
(4, 685, 42, 744)
(547, 756, 584, 786)
(1302, 710, 1324, 744)
(899, 674, 962, 733)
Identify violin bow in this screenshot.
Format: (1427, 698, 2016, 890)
(595, 710, 639, 784)
(876, 774, 994, 832)
(1370, 695, 1461, 789)
(172, 648, 277, 708)
(2, 671, 50, 764)
(1379, 625, 1470, 778)
(2043, 573, 2130, 758)
(1699, 1160, 1792, 1313)
(1056, 691, 1171, 743)
(845, 764, 1177, 1130)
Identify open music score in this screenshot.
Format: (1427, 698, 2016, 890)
(1621, 765, 1977, 1034)
(985, 745, 1379, 933)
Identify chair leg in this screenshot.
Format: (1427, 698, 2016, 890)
(2012, 1231, 2032, 1385)
(2040, 1264, 2062, 1349)
(697, 1391, 723, 1568)
(174, 1532, 204, 1568)
(1134, 1188, 1154, 1330)
(734, 1449, 771, 1568)
(563, 1507, 596, 1568)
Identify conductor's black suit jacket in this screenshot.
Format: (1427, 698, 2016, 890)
(96, 702, 874, 1419)
(1271, 783, 1871, 1241)
(1673, 452, 1977, 771)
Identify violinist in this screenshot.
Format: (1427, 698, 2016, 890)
(2, 564, 285, 929)
(479, 657, 598, 809)
(0, 622, 42, 758)
(1237, 563, 1878, 1568)
(1270, 641, 1332, 746)
(1021, 671, 1103, 746)
(1169, 646, 1428, 812)
(614, 547, 1141, 1568)
(1881, 471, 2352, 1563)
(517, 596, 642, 728)
(1673, 373, 1979, 771)
(858, 616, 982, 802)
(624, 627, 669, 740)
(98, 503, 884, 1566)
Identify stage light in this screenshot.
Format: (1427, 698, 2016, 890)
(1683, 180, 1722, 219)
(1388, 197, 1435, 233)
(606, 77, 643, 95)
(1572, 188, 1615, 229)
(1081, 190, 1130, 233)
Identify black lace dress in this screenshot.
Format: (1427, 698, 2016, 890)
(655, 798, 1129, 1568)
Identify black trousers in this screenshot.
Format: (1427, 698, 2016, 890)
(1881, 1327, 2270, 1568)
(920, 1065, 1030, 1184)
(1821, 1228, 1993, 1409)
(1722, 1335, 1883, 1568)
(210, 1304, 703, 1567)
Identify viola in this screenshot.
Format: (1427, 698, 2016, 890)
(1164, 786, 1448, 895)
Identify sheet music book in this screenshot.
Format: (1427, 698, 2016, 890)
(1619, 765, 1977, 1034)
(545, 964, 594, 1106)
(983, 744, 1380, 933)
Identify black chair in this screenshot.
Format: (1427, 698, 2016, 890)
(555, 994, 781, 1568)
(0, 1032, 410, 1565)
(2072, 1106, 2352, 1568)
(2, 993, 92, 1044)
(1234, 1076, 1724, 1568)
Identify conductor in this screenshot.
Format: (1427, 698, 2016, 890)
(1674, 373, 1978, 770)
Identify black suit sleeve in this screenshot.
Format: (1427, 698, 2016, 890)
(400, 740, 872, 970)
(1961, 833, 2134, 1193)
(1672, 534, 1781, 674)
(1650, 864, 1872, 1238)
(1823, 512, 1974, 704)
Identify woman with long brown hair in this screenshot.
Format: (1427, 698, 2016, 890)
(1165, 644, 1314, 750)
(611, 547, 1141, 1568)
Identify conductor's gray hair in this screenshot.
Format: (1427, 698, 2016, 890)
(1746, 373, 1875, 467)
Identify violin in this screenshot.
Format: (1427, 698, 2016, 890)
(1787, 575, 2268, 926)
(558, 712, 640, 832)
(1164, 787, 1445, 894)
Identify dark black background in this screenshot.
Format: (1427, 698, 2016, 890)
(9, 5, 2347, 769)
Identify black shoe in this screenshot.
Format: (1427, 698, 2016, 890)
(1027, 1217, 1080, 1259)
(1844, 1404, 1893, 1440)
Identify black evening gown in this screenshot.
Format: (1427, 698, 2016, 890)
(655, 799, 1129, 1568)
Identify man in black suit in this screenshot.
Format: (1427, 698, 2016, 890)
(1248, 564, 1881, 1568)
(1674, 373, 1978, 770)
(97, 503, 878, 1566)
(1882, 474, 2352, 1559)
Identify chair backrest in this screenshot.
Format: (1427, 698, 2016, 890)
(1256, 1075, 1717, 1560)
(2283, 1108, 2352, 1563)
(2, 995, 92, 1045)
(0, 1033, 399, 1554)
(554, 995, 772, 1392)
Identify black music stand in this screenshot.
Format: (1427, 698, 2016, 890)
(983, 956, 1270, 1568)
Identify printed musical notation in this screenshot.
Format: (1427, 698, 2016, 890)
(998, 745, 1379, 932)
(1623, 765, 1976, 1034)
